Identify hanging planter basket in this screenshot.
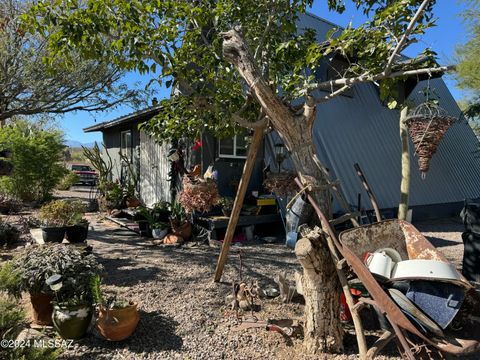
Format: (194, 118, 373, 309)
(405, 102, 456, 178)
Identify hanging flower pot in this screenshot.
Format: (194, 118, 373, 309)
(405, 102, 456, 178)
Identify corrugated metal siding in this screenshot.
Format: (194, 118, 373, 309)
(311, 78, 480, 210)
(139, 131, 171, 207)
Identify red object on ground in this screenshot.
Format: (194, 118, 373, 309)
(339, 289, 361, 322)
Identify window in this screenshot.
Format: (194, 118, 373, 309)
(218, 132, 248, 159)
(71, 165, 93, 172)
(120, 130, 132, 162)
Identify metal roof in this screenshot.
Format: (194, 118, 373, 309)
(83, 105, 162, 133)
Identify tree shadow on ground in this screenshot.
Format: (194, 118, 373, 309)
(415, 218, 464, 233)
(88, 229, 159, 251)
(73, 310, 183, 359)
(426, 236, 461, 248)
(92, 251, 167, 287)
(151, 243, 298, 286)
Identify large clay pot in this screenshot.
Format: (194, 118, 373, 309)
(52, 304, 92, 339)
(96, 302, 139, 341)
(171, 221, 192, 240)
(30, 293, 54, 325)
(65, 224, 89, 243)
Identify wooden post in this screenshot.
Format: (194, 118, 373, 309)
(398, 106, 410, 221)
(214, 124, 266, 282)
(354, 163, 382, 222)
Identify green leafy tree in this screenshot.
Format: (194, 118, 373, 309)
(0, 118, 66, 202)
(456, 0, 480, 121)
(0, 0, 145, 124)
(26, 0, 455, 352)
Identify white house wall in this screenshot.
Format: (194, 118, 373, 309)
(139, 131, 171, 207)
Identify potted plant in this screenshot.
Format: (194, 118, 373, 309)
(65, 218, 89, 243)
(152, 201, 171, 222)
(10, 244, 103, 326)
(169, 200, 192, 240)
(99, 181, 124, 212)
(137, 204, 171, 239)
(151, 221, 169, 239)
(63, 200, 89, 243)
(38, 200, 84, 242)
(46, 250, 101, 340)
(90, 275, 140, 341)
(178, 176, 219, 214)
(219, 197, 234, 217)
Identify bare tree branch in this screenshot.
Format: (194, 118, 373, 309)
(232, 96, 267, 129)
(315, 85, 352, 104)
(233, 113, 268, 128)
(254, 15, 273, 61)
(314, 65, 455, 91)
(384, 0, 431, 75)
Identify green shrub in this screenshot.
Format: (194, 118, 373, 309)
(0, 119, 67, 203)
(38, 200, 85, 227)
(0, 220, 20, 247)
(0, 295, 25, 337)
(56, 170, 80, 190)
(0, 295, 61, 360)
(11, 244, 103, 300)
(0, 262, 22, 298)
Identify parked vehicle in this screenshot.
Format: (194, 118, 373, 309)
(69, 164, 98, 186)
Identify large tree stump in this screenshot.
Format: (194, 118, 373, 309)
(295, 230, 343, 353)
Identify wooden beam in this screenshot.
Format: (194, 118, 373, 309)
(214, 124, 267, 282)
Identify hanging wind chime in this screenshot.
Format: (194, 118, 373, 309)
(405, 80, 456, 179)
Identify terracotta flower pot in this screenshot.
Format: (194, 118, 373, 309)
(30, 293, 54, 325)
(96, 302, 140, 341)
(126, 197, 141, 208)
(171, 221, 192, 240)
(52, 304, 92, 339)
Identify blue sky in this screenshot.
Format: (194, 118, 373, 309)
(62, 0, 470, 144)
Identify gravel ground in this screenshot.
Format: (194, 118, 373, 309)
(57, 214, 471, 360)
(1, 189, 475, 359)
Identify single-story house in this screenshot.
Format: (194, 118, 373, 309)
(84, 13, 480, 221)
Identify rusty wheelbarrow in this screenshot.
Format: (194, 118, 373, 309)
(307, 195, 480, 358)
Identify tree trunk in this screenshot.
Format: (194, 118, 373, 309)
(296, 229, 343, 353)
(222, 27, 343, 353)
